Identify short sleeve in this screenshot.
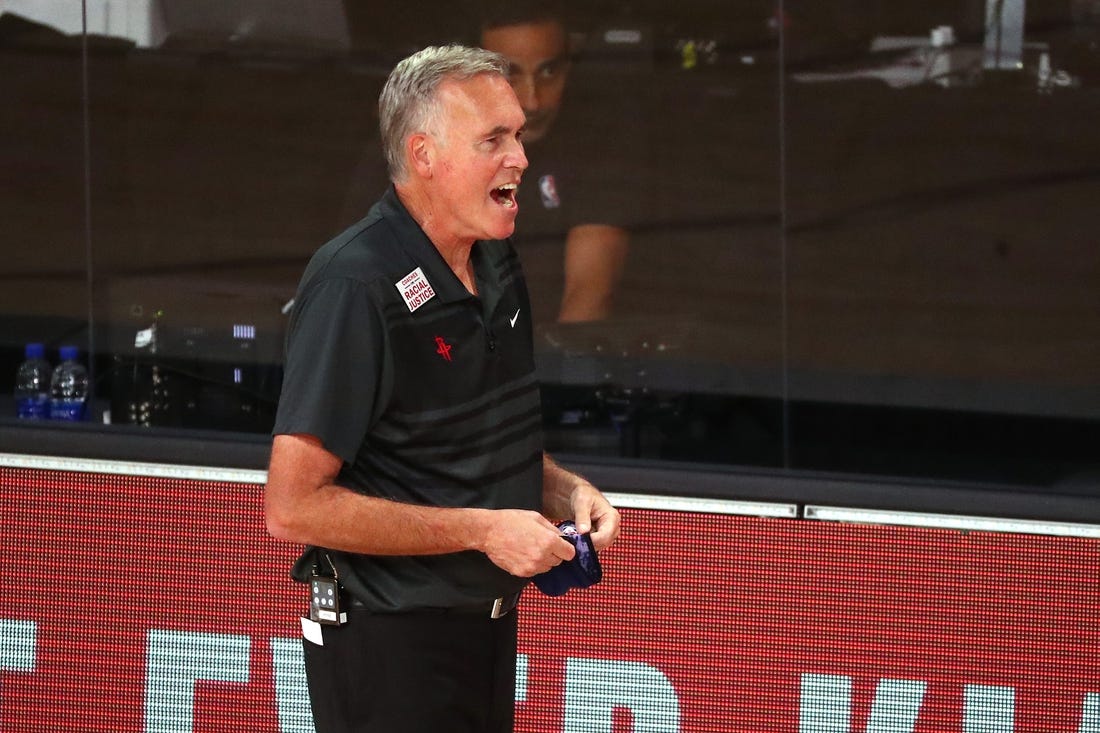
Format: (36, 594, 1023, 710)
(272, 277, 386, 464)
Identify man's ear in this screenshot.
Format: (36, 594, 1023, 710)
(407, 132, 433, 178)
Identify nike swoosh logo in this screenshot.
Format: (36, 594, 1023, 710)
(509, 309, 521, 328)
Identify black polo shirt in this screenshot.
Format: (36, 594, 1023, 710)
(274, 186, 544, 611)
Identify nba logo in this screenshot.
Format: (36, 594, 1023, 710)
(539, 174, 561, 209)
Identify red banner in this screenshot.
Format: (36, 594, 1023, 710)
(0, 464, 1097, 732)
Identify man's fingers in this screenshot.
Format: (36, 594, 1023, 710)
(553, 535, 577, 562)
(587, 506, 622, 551)
(573, 509, 592, 535)
(571, 486, 594, 534)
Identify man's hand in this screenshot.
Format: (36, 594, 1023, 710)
(565, 480, 621, 551)
(543, 455, 622, 551)
(477, 509, 576, 577)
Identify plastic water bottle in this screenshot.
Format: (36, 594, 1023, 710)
(14, 342, 52, 419)
(49, 345, 89, 421)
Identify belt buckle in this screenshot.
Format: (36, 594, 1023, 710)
(489, 597, 505, 619)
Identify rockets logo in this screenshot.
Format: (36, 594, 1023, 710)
(435, 336, 453, 362)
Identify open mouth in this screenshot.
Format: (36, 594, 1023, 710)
(490, 183, 518, 209)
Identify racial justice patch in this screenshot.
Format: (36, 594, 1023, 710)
(396, 267, 436, 312)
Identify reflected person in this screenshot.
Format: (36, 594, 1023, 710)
(479, 0, 633, 323)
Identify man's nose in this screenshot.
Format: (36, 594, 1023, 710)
(506, 139, 528, 171)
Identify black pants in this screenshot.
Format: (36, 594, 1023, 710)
(303, 607, 519, 733)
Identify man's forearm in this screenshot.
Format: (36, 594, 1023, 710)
(541, 453, 587, 519)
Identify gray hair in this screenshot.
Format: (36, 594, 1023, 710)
(379, 45, 509, 182)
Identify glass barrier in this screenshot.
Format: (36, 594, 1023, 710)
(782, 1, 1100, 486)
(1, 6, 92, 410)
(0, 0, 1097, 492)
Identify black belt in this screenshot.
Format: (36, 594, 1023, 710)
(346, 592, 520, 620)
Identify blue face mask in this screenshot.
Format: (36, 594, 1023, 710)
(532, 520, 603, 597)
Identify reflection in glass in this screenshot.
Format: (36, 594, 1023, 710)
(0, 0, 1096, 493)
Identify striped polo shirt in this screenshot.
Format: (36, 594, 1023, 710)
(274, 186, 544, 611)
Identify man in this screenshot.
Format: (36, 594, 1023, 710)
(478, 1, 633, 323)
(265, 45, 621, 732)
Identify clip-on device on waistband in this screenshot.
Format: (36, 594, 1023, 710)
(310, 552, 347, 626)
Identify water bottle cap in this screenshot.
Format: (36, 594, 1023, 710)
(25, 342, 45, 359)
(59, 345, 80, 362)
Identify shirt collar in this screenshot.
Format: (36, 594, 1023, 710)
(380, 185, 500, 306)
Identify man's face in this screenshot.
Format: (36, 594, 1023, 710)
(426, 74, 528, 242)
(480, 20, 570, 144)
